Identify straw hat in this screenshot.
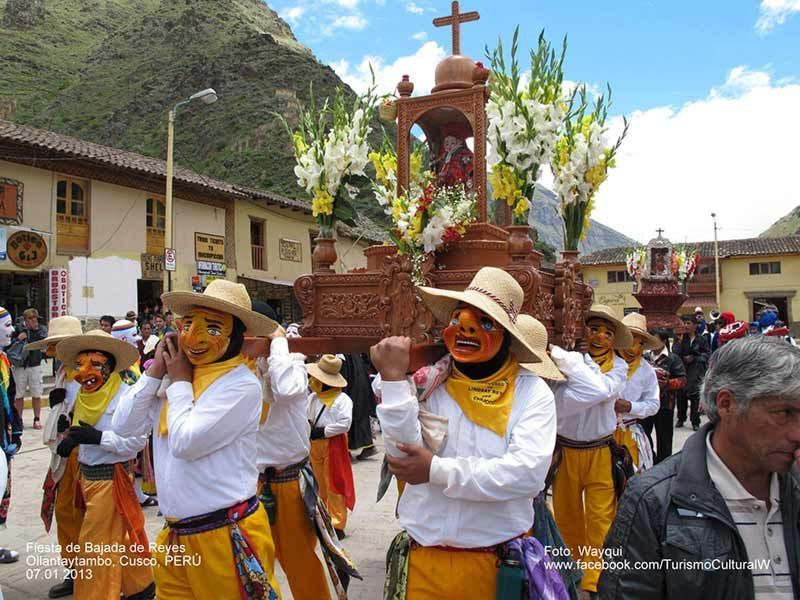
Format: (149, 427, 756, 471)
(307, 354, 348, 388)
(586, 304, 634, 350)
(26, 316, 83, 351)
(417, 267, 541, 364)
(56, 329, 139, 372)
(515, 315, 565, 381)
(621, 312, 663, 351)
(161, 279, 278, 337)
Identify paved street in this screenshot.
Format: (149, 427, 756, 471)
(0, 408, 699, 599)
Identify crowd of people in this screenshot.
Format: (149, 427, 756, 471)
(0, 272, 797, 600)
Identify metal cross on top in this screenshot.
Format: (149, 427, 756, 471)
(433, 1, 479, 56)
(656, 227, 665, 237)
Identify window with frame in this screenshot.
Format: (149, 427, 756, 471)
(250, 218, 265, 270)
(749, 261, 781, 275)
(56, 177, 90, 254)
(146, 196, 166, 255)
(607, 270, 634, 284)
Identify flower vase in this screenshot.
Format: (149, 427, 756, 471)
(312, 236, 337, 273)
(507, 225, 534, 264)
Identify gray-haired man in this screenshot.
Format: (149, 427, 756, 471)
(599, 335, 800, 600)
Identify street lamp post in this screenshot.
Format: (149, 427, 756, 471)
(711, 212, 720, 310)
(163, 88, 218, 292)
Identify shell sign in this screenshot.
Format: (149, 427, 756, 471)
(7, 230, 47, 268)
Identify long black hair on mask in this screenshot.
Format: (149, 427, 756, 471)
(453, 330, 512, 380)
(216, 316, 246, 363)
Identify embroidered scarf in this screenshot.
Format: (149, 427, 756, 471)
(316, 387, 342, 409)
(626, 355, 642, 379)
(445, 355, 519, 437)
(73, 372, 122, 426)
(592, 350, 616, 374)
(158, 354, 252, 437)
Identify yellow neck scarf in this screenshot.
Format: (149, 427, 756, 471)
(316, 387, 342, 409)
(445, 355, 519, 437)
(73, 373, 122, 426)
(592, 350, 616, 374)
(158, 354, 252, 436)
(626, 356, 642, 379)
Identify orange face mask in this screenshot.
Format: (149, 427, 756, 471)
(443, 306, 505, 363)
(74, 351, 113, 393)
(309, 376, 323, 394)
(45, 344, 57, 359)
(587, 318, 616, 359)
(620, 334, 645, 364)
(179, 307, 234, 366)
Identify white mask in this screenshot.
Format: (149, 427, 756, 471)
(0, 308, 13, 348)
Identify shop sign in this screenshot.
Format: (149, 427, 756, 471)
(194, 232, 225, 263)
(7, 230, 47, 268)
(49, 268, 69, 319)
(197, 260, 226, 276)
(141, 253, 164, 280)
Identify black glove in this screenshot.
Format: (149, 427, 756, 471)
(49, 388, 67, 408)
(310, 427, 327, 440)
(56, 436, 78, 458)
(66, 421, 103, 446)
(57, 414, 71, 434)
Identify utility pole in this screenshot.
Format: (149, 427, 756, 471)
(711, 212, 720, 310)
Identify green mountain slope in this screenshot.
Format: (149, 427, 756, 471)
(760, 206, 800, 238)
(1, 0, 633, 252)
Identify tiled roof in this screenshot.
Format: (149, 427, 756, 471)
(582, 236, 800, 265)
(0, 119, 305, 211)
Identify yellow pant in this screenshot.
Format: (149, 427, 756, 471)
(55, 448, 85, 566)
(270, 478, 331, 600)
(74, 474, 153, 600)
(310, 438, 348, 530)
(552, 445, 616, 593)
(406, 545, 498, 599)
(613, 427, 639, 467)
(153, 503, 281, 600)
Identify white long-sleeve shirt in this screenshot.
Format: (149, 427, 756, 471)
(79, 384, 148, 466)
(256, 337, 311, 471)
(617, 361, 660, 424)
(377, 370, 556, 548)
(551, 347, 627, 441)
(112, 365, 262, 520)
(308, 391, 352, 438)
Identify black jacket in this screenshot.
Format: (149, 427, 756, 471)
(673, 334, 709, 394)
(599, 423, 800, 599)
(652, 350, 686, 411)
(12, 324, 48, 367)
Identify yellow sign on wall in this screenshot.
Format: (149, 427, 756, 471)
(194, 232, 225, 263)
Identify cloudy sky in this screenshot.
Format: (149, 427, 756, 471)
(268, 0, 800, 243)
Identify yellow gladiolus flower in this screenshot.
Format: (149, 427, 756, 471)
(311, 188, 334, 217)
(293, 132, 307, 155)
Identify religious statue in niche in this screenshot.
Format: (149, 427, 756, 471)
(651, 247, 669, 277)
(433, 122, 474, 189)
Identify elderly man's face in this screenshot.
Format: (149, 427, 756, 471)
(719, 392, 800, 474)
(24, 315, 38, 330)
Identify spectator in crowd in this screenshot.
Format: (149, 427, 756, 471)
(137, 321, 156, 365)
(151, 313, 168, 338)
(642, 330, 686, 463)
(674, 313, 709, 431)
(10, 308, 48, 429)
(164, 311, 175, 333)
(99, 315, 115, 334)
(599, 335, 800, 599)
(125, 311, 138, 329)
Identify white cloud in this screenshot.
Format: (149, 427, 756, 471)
(405, 2, 425, 14)
(411, 31, 428, 41)
(334, 0, 359, 7)
(589, 67, 800, 243)
(280, 5, 306, 25)
(328, 14, 368, 32)
(755, 0, 800, 33)
(331, 41, 446, 96)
